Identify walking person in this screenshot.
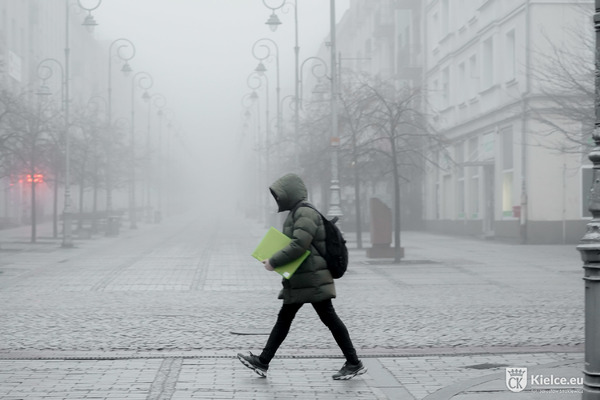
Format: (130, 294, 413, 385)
(237, 173, 366, 380)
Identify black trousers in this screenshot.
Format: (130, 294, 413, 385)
(260, 299, 359, 365)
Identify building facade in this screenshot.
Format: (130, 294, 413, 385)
(325, 0, 593, 244)
(422, 0, 592, 244)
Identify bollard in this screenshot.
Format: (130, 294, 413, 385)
(577, 233, 600, 398)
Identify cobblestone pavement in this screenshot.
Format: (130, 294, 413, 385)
(0, 211, 585, 398)
(0, 212, 583, 354)
(0, 353, 583, 399)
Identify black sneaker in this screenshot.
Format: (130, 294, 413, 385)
(332, 360, 367, 380)
(237, 352, 268, 378)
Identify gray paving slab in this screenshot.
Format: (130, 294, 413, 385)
(0, 211, 588, 398)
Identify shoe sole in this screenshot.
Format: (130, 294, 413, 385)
(237, 354, 267, 378)
(332, 367, 367, 380)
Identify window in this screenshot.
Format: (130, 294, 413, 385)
(482, 37, 494, 89)
(443, 175, 452, 219)
(469, 54, 478, 99)
(432, 79, 439, 110)
(468, 137, 480, 218)
(457, 0, 468, 27)
(396, 10, 412, 68)
(501, 127, 514, 216)
(432, 12, 439, 48)
(456, 142, 465, 218)
(442, 67, 450, 108)
(458, 62, 466, 104)
(505, 30, 516, 81)
(441, 0, 450, 37)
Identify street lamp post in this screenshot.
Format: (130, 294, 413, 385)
(61, 0, 102, 247)
(243, 92, 263, 220)
(107, 38, 135, 218)
(86, 95, 108, 234)
(145, 93, 166, 223)
(327, 0, 342, 220)
(36, 58, 65, 240)
(248, 71, 270, 224)
(162, 108, 175, 218)
(263, 0, 299, 150)
(130, 71, 153, 229)
(578, 2, 600, 398)
(252, 38, 280, 161)
(299, 56, 328, 107)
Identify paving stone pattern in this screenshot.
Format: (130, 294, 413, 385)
(0, 212, 586, 399)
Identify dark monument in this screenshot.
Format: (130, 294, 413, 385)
(367, 197, 396, 258)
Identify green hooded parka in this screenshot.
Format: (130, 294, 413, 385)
(269, 173, 336, 304)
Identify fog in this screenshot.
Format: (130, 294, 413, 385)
(92, 0, 349, 217)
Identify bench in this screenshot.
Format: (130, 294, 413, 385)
(60, 210, 125, 237)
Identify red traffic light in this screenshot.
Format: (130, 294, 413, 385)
(26, 174, 44, 183)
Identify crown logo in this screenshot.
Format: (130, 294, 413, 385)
(507, 368, 526, 377)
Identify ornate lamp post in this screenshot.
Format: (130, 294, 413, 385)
(252, 38, 280, 155)
(162, 108, 175, 218)
(248, 72, 271, 224)
(144, 92, 166, 223)
(130, 71, 153, 229)
(106, 38, 135, 216)
(85, 95, 108, 234)
(299, 56, 328, 107)
(242, 92, 262, 218)
(60, 0, 102, 247)
(36, 58, 65, 239)
(578, 2, 600, 398)
(327, 0, 342, 220)
(263, 0, 299, 146)
(79, 0, 102, 31)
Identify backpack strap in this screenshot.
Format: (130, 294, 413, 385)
(290, 201, 309, 218)
(290, 201, 325, 258)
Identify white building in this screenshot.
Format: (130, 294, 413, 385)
(323, 0, 593, 243)
(423, 0, 592, 244)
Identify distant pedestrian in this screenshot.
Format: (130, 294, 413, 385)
(237, 173, 366, 380)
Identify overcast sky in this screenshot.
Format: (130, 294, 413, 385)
(90, 0, 349, 204)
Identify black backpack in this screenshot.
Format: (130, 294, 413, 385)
(292, 202, 348, 279)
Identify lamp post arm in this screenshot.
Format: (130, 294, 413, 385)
(108, 38, 136, 123)
(299, 56, 328, 108)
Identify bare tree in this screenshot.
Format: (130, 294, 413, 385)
(294, 97, 333, 205)
(338, 77, 380, 249)
(0, 88, 30, 179)
(349, 77, 444, 262)
(529, 5, 594, 153)
(3, 93, 59, 242)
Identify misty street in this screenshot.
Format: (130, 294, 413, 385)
(0, 0, 596, 398)
(0, 212, 582, 353)
(0, 211, 583, 399)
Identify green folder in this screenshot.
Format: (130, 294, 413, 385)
(252, 227, 310, 279)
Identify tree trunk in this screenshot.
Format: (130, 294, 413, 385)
(53, 174, 58, 239)
(78, 174, 84, 231)
(391, 134, 402, 262)
(31, 178, 36, 244)
(92, 164, 98, 233)
(352, 130, 362, 249)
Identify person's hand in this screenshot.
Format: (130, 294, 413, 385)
(262, 259, 275, 271)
